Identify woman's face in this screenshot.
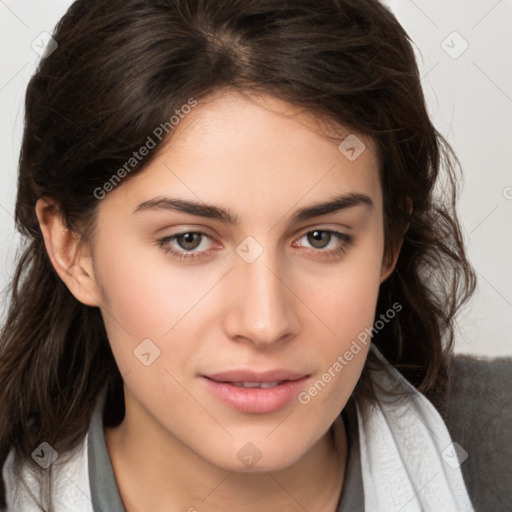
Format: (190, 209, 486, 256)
(90, 90, 391, 471)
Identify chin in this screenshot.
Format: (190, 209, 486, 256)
(202, 438, 309, 474)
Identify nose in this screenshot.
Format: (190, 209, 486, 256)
(224, 246, 300, 349)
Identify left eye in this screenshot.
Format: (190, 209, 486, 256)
(296, 229, 348, 250)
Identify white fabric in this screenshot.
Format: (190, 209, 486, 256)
(3, 432, 94, 511)
(357, 344, 474, 511)
(3, 344, 475, 511)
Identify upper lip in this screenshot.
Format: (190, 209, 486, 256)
(203, 369, 309, 383)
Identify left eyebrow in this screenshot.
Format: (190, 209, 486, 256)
(289, 193, 373, 224)
(132, 192, 373, 225)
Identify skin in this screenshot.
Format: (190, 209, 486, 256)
(36, 89, 401, 512)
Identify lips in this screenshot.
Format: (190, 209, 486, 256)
(200, 369, 311, 413)
(203, 369, 309, 384)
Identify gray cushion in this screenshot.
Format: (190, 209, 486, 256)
(440, 354, 512, 512)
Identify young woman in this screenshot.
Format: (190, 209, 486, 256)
(0, 0, 477, 510)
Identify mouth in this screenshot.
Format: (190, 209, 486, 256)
(200, 370, 311, 413)
(225, 380, 286, 388)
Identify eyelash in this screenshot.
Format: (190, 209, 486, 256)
(156, 229, 354, 261)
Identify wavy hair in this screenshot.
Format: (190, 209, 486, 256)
(0, 0, 476, 506)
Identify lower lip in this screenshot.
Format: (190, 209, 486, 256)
(201, 376, 310, 413)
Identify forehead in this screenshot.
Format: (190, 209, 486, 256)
(100, 89, 382, 223)
(167, 89, 375, 161)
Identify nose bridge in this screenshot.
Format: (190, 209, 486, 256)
(228, 236, 296, 346)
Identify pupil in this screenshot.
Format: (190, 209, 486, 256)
(179, 233, 200, 250)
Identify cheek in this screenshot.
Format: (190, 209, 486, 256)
(294, 228, 384, 400)
(92, 233, 222, 390)
(301, 227, 384, 338)
(94, 233, 220, 339)
(292, 273, 377, 438)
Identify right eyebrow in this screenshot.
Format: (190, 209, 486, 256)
(133, 196, 238, 224)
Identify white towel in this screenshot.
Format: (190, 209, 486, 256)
(3, 431, 93, 511)
(357, 343, 474, 511)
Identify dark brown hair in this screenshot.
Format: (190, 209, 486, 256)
(0, 0, 476, 506)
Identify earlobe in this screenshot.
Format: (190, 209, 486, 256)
(380, 231, 406, 283)
(380, 248, 400, 284)
(35, 197, 101, 307)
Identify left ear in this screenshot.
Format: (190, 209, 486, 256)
(380, 197, 412, 283)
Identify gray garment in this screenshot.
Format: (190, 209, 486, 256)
(87, 395, 125, 512)
(86, 395, 364, 511)
(337, 405, 365, 510)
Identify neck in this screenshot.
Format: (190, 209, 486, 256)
(104, 394, 348, 512)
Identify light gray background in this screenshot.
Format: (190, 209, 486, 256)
(1, 0, 511, 356)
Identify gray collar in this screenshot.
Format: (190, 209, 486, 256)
(87, 392, 126, 512)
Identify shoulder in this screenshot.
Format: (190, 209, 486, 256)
(438, 353, 512, 512)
